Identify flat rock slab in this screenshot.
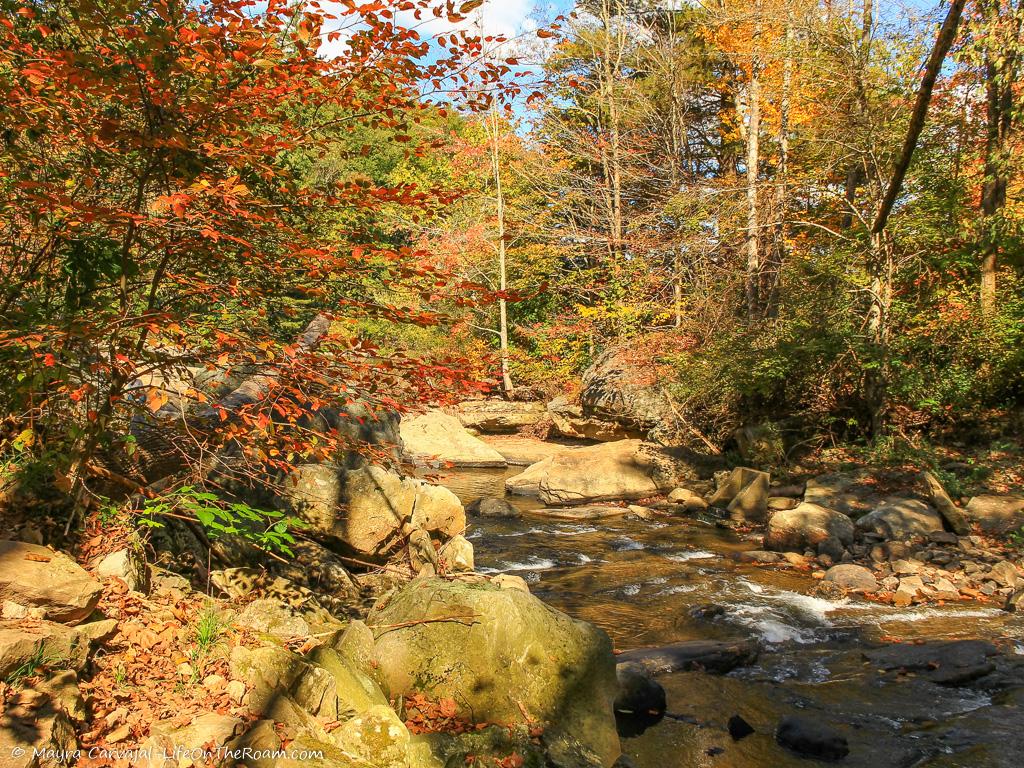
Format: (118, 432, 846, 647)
(862, 640, 999, 686)
(400, 411, 507, 467)
(479, 436, 578, 466)
(615, 639, 759, 677)
(537, 505, 631, 520)
(0, 541, 102, 625)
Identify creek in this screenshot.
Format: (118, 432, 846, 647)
(438, 467, 1024, 768)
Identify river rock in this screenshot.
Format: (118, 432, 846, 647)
(803, 472, 878, 517)
(768, 496, 799, 511)
(764, 503, 855, 552)
(862, 640, 998, 686)
(614, 662, 666, 717)
(614, 639, 758, 676)
(776, 716, 849, 761)
(922, 471, 971, 535)
(986, 561, 1020, 588)
(480, 435, 569, 466)
(548, 397, 639, 442)
(707, 467, 770, 523)
(823, 564, 878, 593)
(856, 497, 944, 540)
(1005, 589, 1024, 613)
(368, 578, 620, 767)
(235, 599, 311, 639)
(400, 411, 507, 467)
(963, 494, 1024, 535)
(286, 464, 464, 558)
(457, 400, 546, 433)
(0, 683, 78, 768)
(467, 497, 521, 519)
(505, 440, 701, 506)
(735, 550, 784, 564)
(0, 541, 103, 625)
(439, 535, 474, 572)
(666, 488, 708, 512)
(96, 547, 149, 594)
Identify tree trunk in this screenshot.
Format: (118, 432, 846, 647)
(489, 107, 515, 396)
(864, 0, 967, 435)
(978, 0, 1021, 314)
(744, 29, 762, 323)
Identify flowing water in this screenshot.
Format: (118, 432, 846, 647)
(438, 467, 1024, 768)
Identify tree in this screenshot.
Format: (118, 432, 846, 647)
(0, 0, 514, 531)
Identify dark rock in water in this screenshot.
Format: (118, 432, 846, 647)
(776, 716, 850, 761)
(615, 663, 667, 716)
(862, 640, 998, 686)
(614, 662, 666, 737)
(466, 497, 521, 519)
(817, 536, 846, 562)
(612, 756, 639, 768)
(705, 746, 726, 757)
(615, 639, 758, 677)
(1005, 588, 1024, 613)
(690, 603, 727, 621)
(728, 714, 755, 742)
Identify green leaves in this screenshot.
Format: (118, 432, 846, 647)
(140, 486, 304, 555)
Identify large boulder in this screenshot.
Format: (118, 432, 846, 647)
(368, 579, 620, 768)
(962, 494, 1024, 535)
(578, 340, 676, 433)
(547, 397, 639, 442)
(765, 503, 855, 552)
(504, 440, 703, 506)
(400, 411, 507, 467)
(284, 465, 465, 558)
(803, 472, 880, 517)
(0, 541, 102, 625)
(456, 400, 546, 433)
(855, 497, 944, 540)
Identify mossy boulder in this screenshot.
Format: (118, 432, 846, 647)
(367, 578, 620, 768)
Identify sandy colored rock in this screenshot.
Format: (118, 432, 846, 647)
(286, 464, 465, 557)
(922, 471, 971, 535)
(505, 440, 698, 506)
(439, 535, 474, 572)
(823, 564, 878, 593)
(0, 541, 102, 625)
(457, 400, 546, 433)
(401, 411, 507, 467)
(96, 547, 149, 593)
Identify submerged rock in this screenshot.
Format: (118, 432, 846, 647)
(862, 640, 998, 686)
(467, 496, 521, 519)
(614, 639, 758, 676)
(368, 578, 620, 767)
(776, 715, 849, 761)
